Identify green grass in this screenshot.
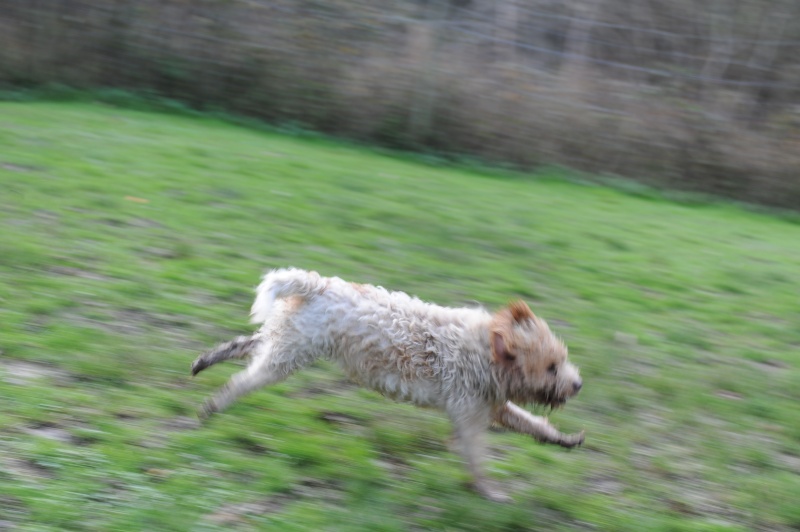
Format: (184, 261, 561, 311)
(1, 101, 798, 531)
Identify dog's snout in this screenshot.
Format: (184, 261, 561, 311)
(573, 379, 583, 393)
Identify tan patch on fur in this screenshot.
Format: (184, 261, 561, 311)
(283, 296, 305, 313)
(489, 308, 513, 364)
(350, 282, 370, 295)
(490, 301, 536, 364)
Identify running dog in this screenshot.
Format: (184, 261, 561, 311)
(192, 268, 584, 501)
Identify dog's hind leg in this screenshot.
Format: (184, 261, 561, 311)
(493, 401, 584, 448)
(199, 364, 275, 420)
(191, 334, 262, 376)
(197, 341, 319, 421)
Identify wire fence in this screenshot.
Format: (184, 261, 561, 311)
(2, 0, 799, 206)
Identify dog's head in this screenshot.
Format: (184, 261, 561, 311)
(490, 300, 581, 408)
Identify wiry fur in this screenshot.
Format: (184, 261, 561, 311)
(193, 268, 584, 501)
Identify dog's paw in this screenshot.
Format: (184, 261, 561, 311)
(559, 430, 585, 449)
(197, 400, 217, 424)
(190, 357, 208, 377)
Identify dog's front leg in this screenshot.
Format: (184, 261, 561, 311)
(494, 401, 584, 448)
(449, 405, 512, 503)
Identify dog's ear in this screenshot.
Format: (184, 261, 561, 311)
(491, 302, 532, 364)
(508, 300, 535, 324)
(491, 330, 516, 365)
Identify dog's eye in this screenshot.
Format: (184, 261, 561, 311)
(547, 363, 558, 374)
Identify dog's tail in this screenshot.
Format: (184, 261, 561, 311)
(250, 268, 324, 324)
(191, 335, 261, 376)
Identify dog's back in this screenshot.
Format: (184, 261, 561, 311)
(252, 269, 490, 406)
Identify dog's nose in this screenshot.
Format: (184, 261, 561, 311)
(573, 380, 583, 393)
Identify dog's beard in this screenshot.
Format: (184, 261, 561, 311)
(505, 385, 568, 411)
(491, 366, 572, 409)
(529, 388, 568, 411)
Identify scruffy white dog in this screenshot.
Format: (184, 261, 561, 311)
(192, 268, 584, 501)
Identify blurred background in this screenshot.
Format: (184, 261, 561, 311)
(1, 1, 799, 530)
(2, 0, 800, 206)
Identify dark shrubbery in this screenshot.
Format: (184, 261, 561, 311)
(2, 0, 798, 207)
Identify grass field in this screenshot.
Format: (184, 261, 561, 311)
(1, 101, 798, 531)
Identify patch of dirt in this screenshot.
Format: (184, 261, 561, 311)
(210, 187, 243, 200)
(373, 453, 410, 481)
(754, 359, 790, 373)
(49, 265, 112, 282)
(204, 478, 344, 525)
(628, 441, 660, 472)
(64, 307, 202, 347)
(0, 456, 54, 480)
(777, 452, 800, 473)
(205, 493, 296, 526)
(694, 414, 728, 430)
(128, 217, 163, 229)
(96, 217, 127, 227)
(637, 408, 669, 429)
(583, 473, 624, 496)
(58, 298, 232, 354)
(161, 415, 201, 432)
(715, 390, 744, 400)
(143, 468, 173, 481)
(620, 357, 660, 378)
(22, 422, 81, 445)
(138, 415, 200, 449)
(666, 481, 744, 523)
(402, 497, 447, 531)
(232, 435, 273, 456)
(113, 408, 148, 421)
(162, 378, 194, 391)
(64, 310, 146, 336)
(137, 437, 167, 450)
(34, 209, 58, 221)
(613, 331, 638, 346)
(85, 479, 130, 505)
(629, 440, 748, 523)
(139, 247, 183, 259)
(1, 360, 73, 386)
(0, 494, 29, 527)
(293, 477, 345, 503)
(745, 311, 788, 326)
(319, 411, 364, 426)
(1, 162, 42, 172)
